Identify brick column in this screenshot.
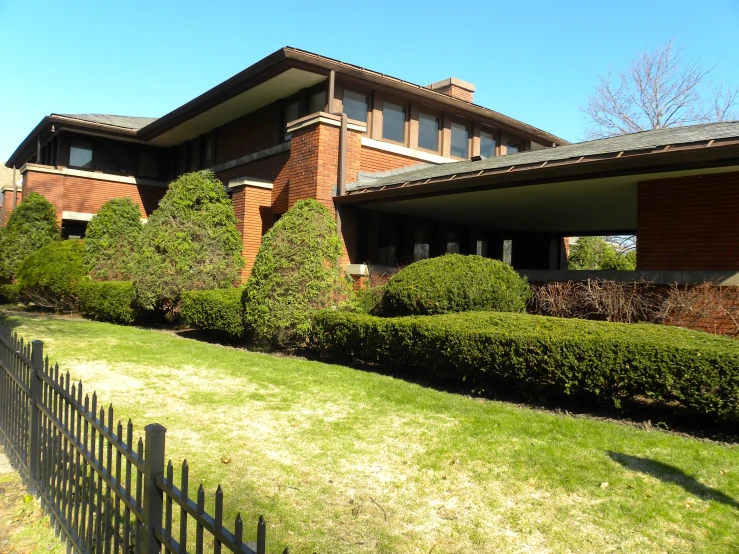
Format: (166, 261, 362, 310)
(286, 113, 364, 265)
(231, 184, 273, 281)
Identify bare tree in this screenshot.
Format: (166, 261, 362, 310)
(582, 38, 738, 139)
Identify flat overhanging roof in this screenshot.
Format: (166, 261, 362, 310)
(338, 122, 739, 235)
(363, 165, 739, 235)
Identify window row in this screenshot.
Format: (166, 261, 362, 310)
(339, 87, 525, 160)
(67, 137, 165, 179)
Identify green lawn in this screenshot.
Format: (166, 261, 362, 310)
(2, 312, 738, 553)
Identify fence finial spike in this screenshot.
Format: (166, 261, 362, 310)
(183, 458, 188, 468)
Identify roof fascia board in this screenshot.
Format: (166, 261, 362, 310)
(6, 115, 140, 168)
(336, 144, 739, 205)
(137, 49, 312, 141)
(284, 48, 568, 146)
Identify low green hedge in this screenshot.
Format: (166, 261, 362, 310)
(382, 254, 531, 316)
(78, 281, 138, 325)
(311, 311, 739, 421)
(181, 288, 244, 338)
(0, 284, 21, 305)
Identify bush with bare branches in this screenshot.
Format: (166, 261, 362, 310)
(530, 279, 666, 324)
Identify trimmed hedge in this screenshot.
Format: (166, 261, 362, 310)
(78, 281, 138, 325)
(181, 288, 244, 338)
(382, 254, 531, 316)
(0, 284, 21, 305)
(17, 239, 86, 311)
(311, 311, 739, 421)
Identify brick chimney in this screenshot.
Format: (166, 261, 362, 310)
(427, 77, 476, 103)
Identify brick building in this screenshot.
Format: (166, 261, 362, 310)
(4, 48, 739, 283)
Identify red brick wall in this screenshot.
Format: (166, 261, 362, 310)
(434, 84, 474, 103)
(359, 145, 427, 174)
(287, 123, 335, 212)
(215, 151, 290, 214)
(637, 172, 739, 270)
(215, 104, 279, 165)
(23, 169, 166, 224)
(1, 189, 22, 225)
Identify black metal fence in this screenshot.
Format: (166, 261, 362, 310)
(0, 325, 288, 554)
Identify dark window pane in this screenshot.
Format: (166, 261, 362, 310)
(377, 221, 397, 266)
(451, 123, 469, 158)
(107, 144, 129, 174)
(507, 141, 519, 154)
(480, 131, 496, 158)
(418, 113, 439, 151)
(138, 150, 159, 178)
(283, 101, 300, 140)
(69, 140, 93, 169)
(203, 133, 216, 167)
(382, 102, 405, 143)
(343, 90, 368, 123)
(413, 226, 431, 261)
(309, 89, 326, 113)
(446, 229, 461, 254)
(187, 139, 200, 171)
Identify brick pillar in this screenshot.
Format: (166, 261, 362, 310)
(286, 114, 365, 266)
(231, 184, 272, 282)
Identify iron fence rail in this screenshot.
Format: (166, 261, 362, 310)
(0, 324, 288, 554)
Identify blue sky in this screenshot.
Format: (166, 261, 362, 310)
(1, 0, 738, 161)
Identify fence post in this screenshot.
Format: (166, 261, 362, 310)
(143, 423, 166, 554)
(28, 340, 43, 493)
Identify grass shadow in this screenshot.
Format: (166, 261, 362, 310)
(607, 451, 739, 509)
(303, 348, 739, 444)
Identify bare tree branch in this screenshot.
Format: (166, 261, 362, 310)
(582, 38, 736, 139)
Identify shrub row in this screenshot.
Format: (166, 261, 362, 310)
(78, 281, 138, 325)
(311, 310, 739, 421)
(180, 288, 244, 338)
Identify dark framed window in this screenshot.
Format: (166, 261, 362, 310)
(480, 130, 497, 158)
(413, 225, 431, 261)
(418, 113, 439, 151)
(138, 150, 159, 179)
(382, 102, 405, 143)
(309, 89, 327, 114)
(203, 132, 216, 168)
(377, 220, 398, 266)
(450, 123, 469, 158)
(343, 90, 368, 123)
(445, 229, 461, 254)
(69, 139, 93, 169)
(507, 141, 520, 154)
(283, 100, 300, 141)
(106, 144, 129, 174)
(187, 139, 200, 171)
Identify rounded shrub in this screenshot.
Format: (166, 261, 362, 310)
(131, 171, 244, 315)
(243, 198, 350, 348)
(0, 192, 59, 282)
(85, 198, 143, 280)
(78, 281, 138, 324)
(382, 254, 531, 316)
(17, 239, 86, 311)
(181, 287, 244, 338)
